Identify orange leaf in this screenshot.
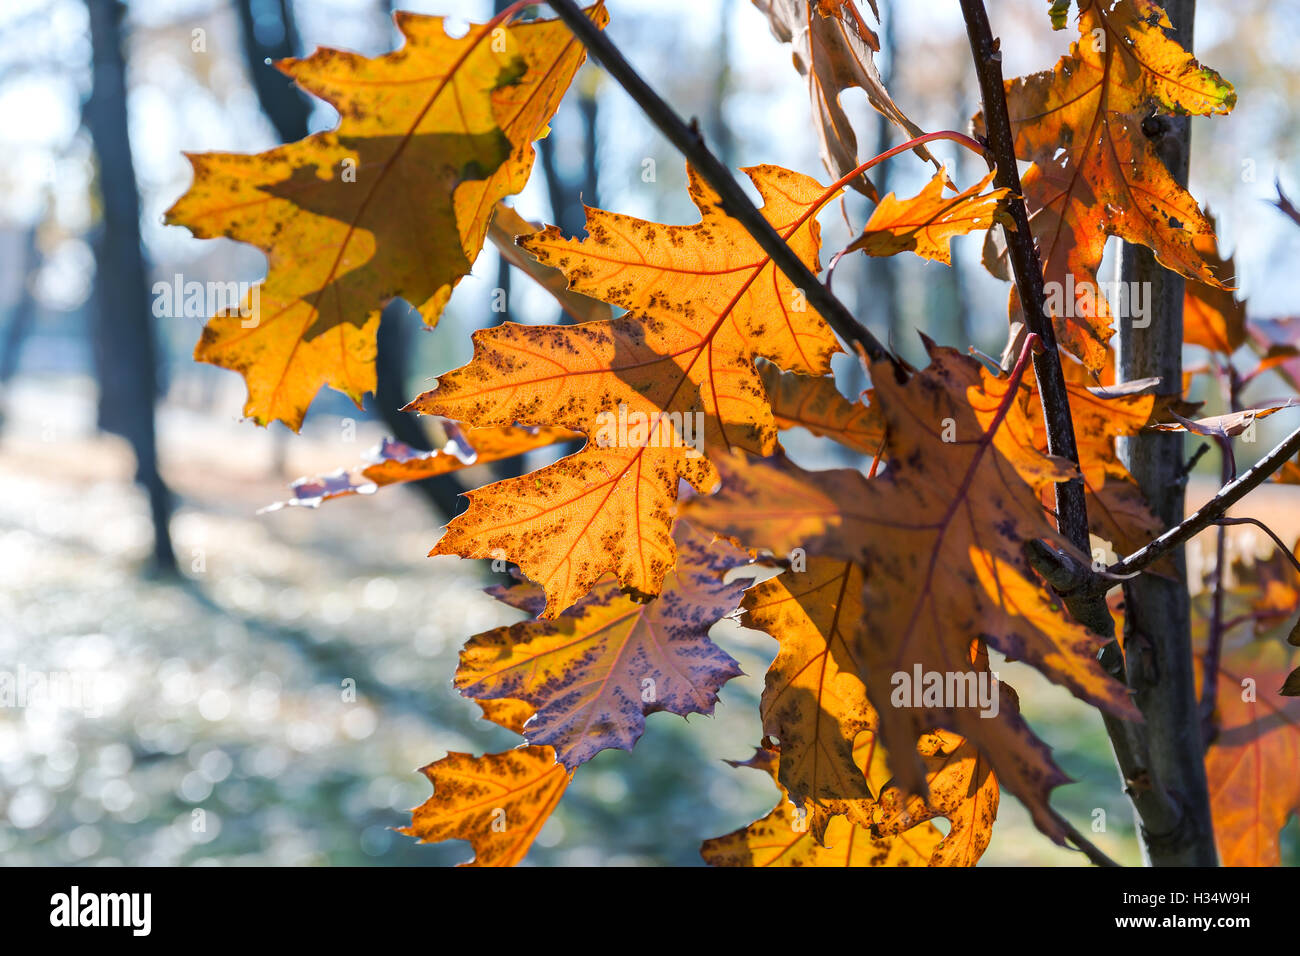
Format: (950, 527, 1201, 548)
(1183, 208, 1246, 355)
(684, 346, 1137, 843)
(972, 352, 1161, 557)
(401, 746, 569, 867)
(982, 0, 1235, 372)
(410, 164, 842, 616)
(1206, 642, 1300, 866)
(847, 170, 1008, 265)
(165, 7, 605, 429)
(744, 560, 876, 840)
(873, 728, 1000, 868)
(700, 745, 943, 867)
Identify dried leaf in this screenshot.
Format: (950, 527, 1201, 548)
(411, 164, 841, 616)
(262, 423, 577, 510)
(401, 746, 569, 867)
(752, 0, 935, 197)
(700, 746, 943, 867)
(847, 170, 1008, 265)
(166, 7, 605, 428)
(454, 521, 750, 768)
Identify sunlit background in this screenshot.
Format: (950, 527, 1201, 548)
(1, 0, 1298, 866)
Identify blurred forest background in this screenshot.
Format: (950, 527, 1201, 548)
(1, 0, 1298, 866)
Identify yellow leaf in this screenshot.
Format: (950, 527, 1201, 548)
(848, 170, 1008, 265)
(401, 746, 569, 867)
(410, 164, 842, 616)
(701, 746, 943, 867)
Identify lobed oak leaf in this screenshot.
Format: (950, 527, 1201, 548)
(684, 346, 1137, 842)
(753, 0, 936, 198)
(165, 7, 605, 429)
(453, 521, 750, 769)
(400, 745, 569, 867)
(872, 728, 999, 868)
(743, 560, 876, 841)
(700, 745, 943, 867)
(979, 0, 1235, 372)
(410, 163, 842, 616)
(846, 170, 1009, 265)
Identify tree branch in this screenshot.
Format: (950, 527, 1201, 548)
(546, 0, 891, 363)
(1108, 424, 1300, 577)
(958, 0, 1092, 559)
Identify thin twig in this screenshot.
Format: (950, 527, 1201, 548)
(1214, 517, 1300, 576)
(1109, 424, 1300, 577)
(547, 0, 892, 363)
(1061, 817, 1122, 868)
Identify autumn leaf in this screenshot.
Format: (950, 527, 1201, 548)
(685, 346, 1138, 842)
(759, 362, 883, 454)
(261, 423, 578, 510)
(165, 6, 605, 429)
(700, 745, 943, 867)
(753, 0, 935, 197)
(453, 521, 750, 768)
(1149, 399, 1300, 437)
(401, 746, 569, 867)
(981, 0, 1235, 372)
(743, 560, 876, 840)
(847, 170, 1008, 265)
(969, 349, 1161, 557)
(873, 729, 1000, 868)
(410, 163, 842, 616)
(866, 637, 1002, 867)
(1205, 641, 1300, 866)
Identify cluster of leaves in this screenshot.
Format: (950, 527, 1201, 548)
(168, 0, 1300, 866)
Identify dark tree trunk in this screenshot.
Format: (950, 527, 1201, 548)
(84, 0, 176, 574)
(1115, 0, 1218, 868)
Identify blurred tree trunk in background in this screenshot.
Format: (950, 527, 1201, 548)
(858, 9, 899, 382)
(234, 0, 309, 143)
(0, 228, 40, 427)
(84, 0, 176, 573)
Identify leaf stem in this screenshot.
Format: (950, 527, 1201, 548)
(545, 0, 893, 363)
